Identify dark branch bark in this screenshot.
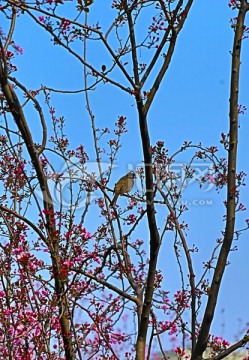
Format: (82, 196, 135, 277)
(192, 3, 249, 359)
(9, 76, 47, 155)
(158, 188, 197, 350)
(0, 204, 47, 243)
(131, 2, 195, 358)
(126, 2, 140, 86)
(143, 0, 194, 116)
(0, 40, 74, 360)
(135, 98, 160, 360)
(209, 335, 249, 360)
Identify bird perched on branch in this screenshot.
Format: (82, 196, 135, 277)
(110, 171, 136, 206)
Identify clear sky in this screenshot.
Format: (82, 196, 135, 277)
(6, 0, 249, 346)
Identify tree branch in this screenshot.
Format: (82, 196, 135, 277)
(9, 76, 47, 155)
(73, 268, 139, 304)
(208, 335, 249, 360)
(192, 4, 249, 359)
(143, 0, 194, 116)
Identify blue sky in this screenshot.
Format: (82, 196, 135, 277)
(4, 0, 249, 346)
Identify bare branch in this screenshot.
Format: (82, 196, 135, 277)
(4, 7, 16, 51)
(9, 76, 47, 155)
(73, 268, 139, 304)
(192, 3, 249, 359)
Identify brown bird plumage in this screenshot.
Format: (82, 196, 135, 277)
(110, 171, 136, 206)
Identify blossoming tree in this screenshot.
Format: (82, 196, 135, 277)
(0, 0, 249, 359)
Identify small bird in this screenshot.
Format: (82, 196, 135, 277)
(110, 171, 136, 206)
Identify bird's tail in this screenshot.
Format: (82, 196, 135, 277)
(110, 193, 119, 206)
